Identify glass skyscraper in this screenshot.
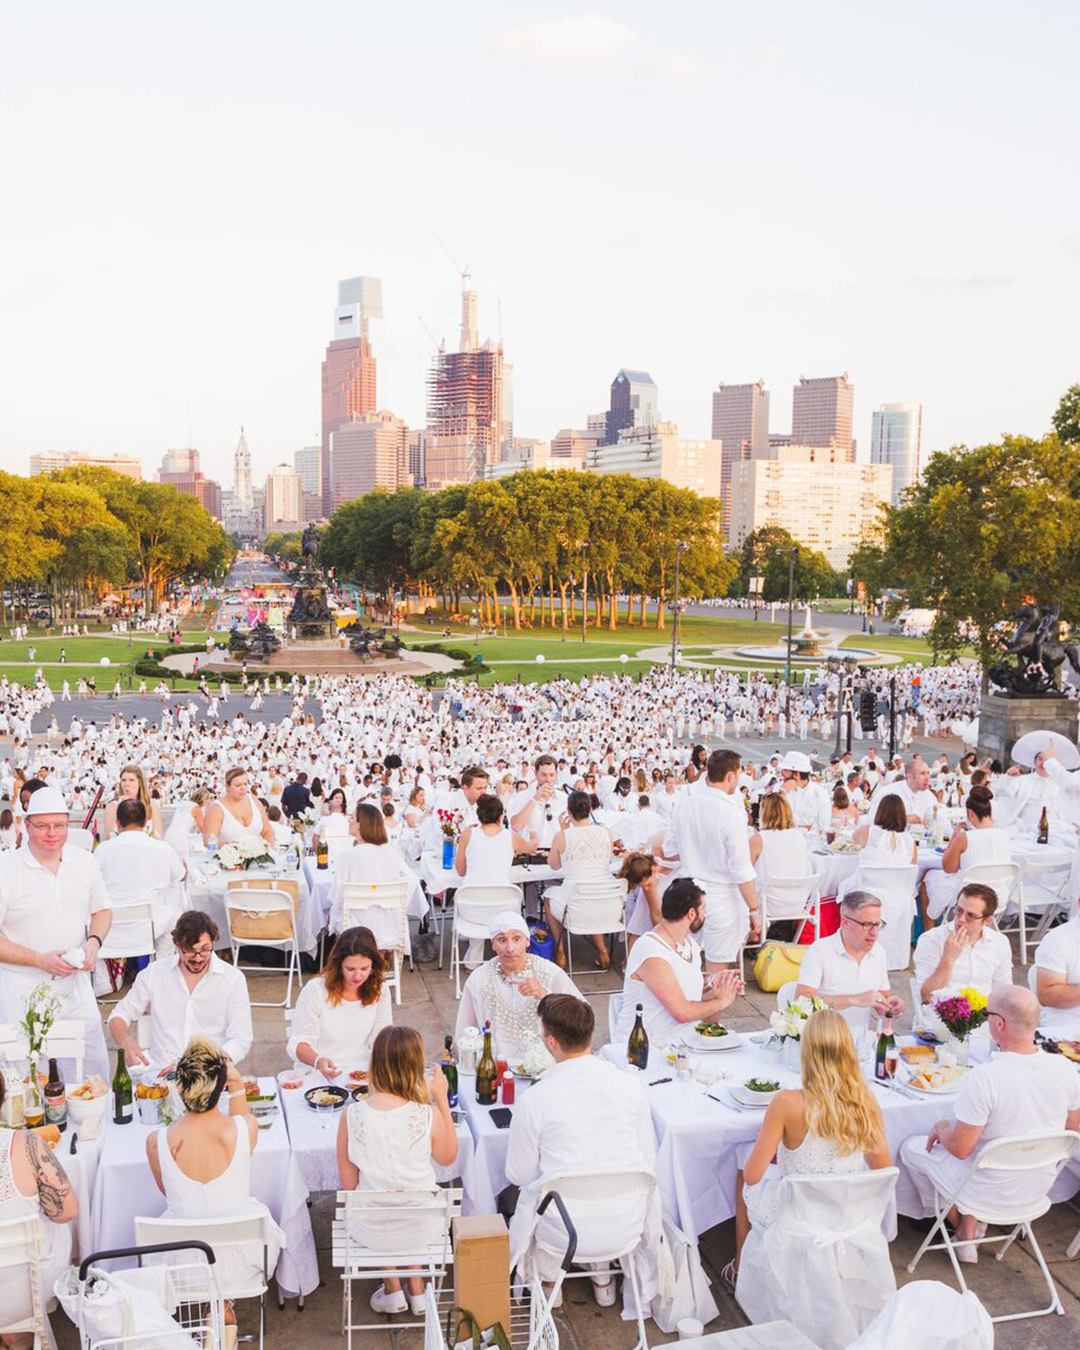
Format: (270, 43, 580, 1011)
(870, 403, 923, 504)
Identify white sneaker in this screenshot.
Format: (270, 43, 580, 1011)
(591, 1276, 617, 1307)
(955, 1241, 978, 1265)
(406, 1288, 428, 1316)
(370, 1284, 408, 1315)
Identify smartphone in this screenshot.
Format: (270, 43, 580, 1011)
(489, 1107, 513, 1129)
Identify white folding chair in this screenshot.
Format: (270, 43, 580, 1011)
(906, 1130, 1080, 1322)
(327, 836, 355, 866)
(958, 863, 1027, 960)
(737, 1168, 899, 1349)
(744, 870, 823, 979)
(852, 862, 919, 971)
(0, 1213, 50, 1346)
(135, 1211, 278, 1349)
(333, 1186, 462, 1349)
(608, 991, 625, 1045)
(0, 1019, 88, 1084)
(224, 884, 301, 1008)
(776, 980, 798, 1013)
(340, 880, 411, 1005)
(65, 827, 95, 851)
(96, 901, 157, 1001)
(530, 1167, 657, 1350)
(1019, 857, 1074, 952)
(563, 877, 628, 986)
(444, 885, 523, 999)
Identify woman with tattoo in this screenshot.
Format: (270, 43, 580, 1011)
(0, 1071, 78, 1348)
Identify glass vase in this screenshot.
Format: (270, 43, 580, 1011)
(442, 838, 455, 869)
(23, 1058, 45, 1128)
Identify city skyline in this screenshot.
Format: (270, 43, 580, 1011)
(1, 3, 1077, 485)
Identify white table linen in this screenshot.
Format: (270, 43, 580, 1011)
(187, 857, 320, 957)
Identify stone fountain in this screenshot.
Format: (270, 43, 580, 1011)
(788, 604, 826, 658)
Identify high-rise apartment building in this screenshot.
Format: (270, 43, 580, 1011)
(790, 373, 856, 460)
(711, 380, 769, 523)
(586, 422, 722, 498)
(871, 403, 923, 504)
(320, 277, 381, 512)
(29, 450, 143, 480)
(330, 410, 411, 505)
(233, 427, 253, 505)
(157, 447, 222, 519)
(407, 429, 426, 487)
(425, 288, 505, 489)
(605, 369, 658, 445)
(293, 446, 321, 496)
(550, 427, 604, 460)
(264, 464, 303, 531)
(159, 448, 200, 476)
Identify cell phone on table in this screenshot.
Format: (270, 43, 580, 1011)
(489, 1107, 513, 1129)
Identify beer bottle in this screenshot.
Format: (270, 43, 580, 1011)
(1037, 806, 1049, 845)
(476, 1022, 498, 1105)
(44, 1057, 67, 1133)
(627, 1003, 650, 1072)
(112, 1048, 133, 1125)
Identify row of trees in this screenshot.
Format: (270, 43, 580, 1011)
(727, 527, 847, 602)
(0, 468, 235, 621)
(315, 471, 736, 631)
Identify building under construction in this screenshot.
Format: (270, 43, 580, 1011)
(424, 287, 507, 488)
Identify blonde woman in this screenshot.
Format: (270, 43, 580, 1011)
(103, 764, 164, 839)
(336, 1025, 457, 1316)
(201, 766, 273, 847)
(748, 792, 812, 878)
(725, 1009, 890, 1289)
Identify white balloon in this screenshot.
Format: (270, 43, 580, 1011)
(619, 654, 629, 664)
(535, 654, 545, 664)
(99, 657, 111, 667)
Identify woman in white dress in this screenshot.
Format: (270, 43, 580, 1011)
(201, 766, 274, 847)
(103, 763, 164, 839)
(545, 791, 614, 969)
(146, 1037, 284, 1333)
(852, 794, 917, 865)
(613, 879, 744, 1048)
(331, 803, 419, 936)
(164, 786, 213, 861)
(454, 793, 531, 885)
(336, 1026, 457, 1316)
(313, 790, 351, 855)
(618, 851, 665, 949)
(749, 792, 814, 930)
(923, 784, 1010, 923)
(287, 926, 392, 1077)
(0, 1071, 77, 1347)
(727, 1009, 890, 1291)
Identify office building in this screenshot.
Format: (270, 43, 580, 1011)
(790, 373, 856, 460)
(485, 439, 585, 480)
(425, 287, 505, 488)
(320, 276, 381, 512)
(586, 413, 607, 433)
(294, 446, 321, 496)
(157, 448, 222, 519)
(550, 427, 604, 460)
(728, 448, 892, 568)
(330, 410, 411, 505)
(264, 463, 303, 531)
(605, 369, 658, 445)
(871, 402, 923, 504)
(711, 380, 769, 522)
(407, 429, 426, 486)
(159, 448, 200, 476)
(29, 450, 142, 480)
(586, 422, 721, 498)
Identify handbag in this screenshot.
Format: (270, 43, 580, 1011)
(445, 1305, 511, 1349)
(753, 941, 806, 992)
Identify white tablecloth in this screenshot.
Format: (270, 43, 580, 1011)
(84, 1079, 319, 1298)
(456, 1072, 516, 1215)
(301, 855, 431, 936)
(812, 835, 1073, 899)
(419, 855, 557, 896)
(187, 858, 320, 957)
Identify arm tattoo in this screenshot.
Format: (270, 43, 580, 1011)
(27, 1132, 73, 1219)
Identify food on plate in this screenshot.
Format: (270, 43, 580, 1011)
(745, 1078, 780, 1094)
(70, 1075, 109, 1101)
(32, 1124, 61, 1150)
(693, 1021, 728, 1038)
(900, 1045, 936, 1065)
(243, 1079, 259, 1098)
(910, 1064, 966, 1092)
(279, 1077, 304, 1090)
(348, 1069, 368, 1083)
(306, 1088, 345, 1107)
(135, 1083, 169, 1100)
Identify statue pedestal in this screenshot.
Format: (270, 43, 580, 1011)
(976, 693, 1079, 768)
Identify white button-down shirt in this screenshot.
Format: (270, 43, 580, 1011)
(0, 844, 110, 974)
(112, 953, 254, 1065)
(94, 831, 185, 936)
(667, 784, 755, 887)
(913, 924, 1013, 998)
(509, 788, 569, 849)
(873, 780, 936, 823)
(798, 931, 890, 1036)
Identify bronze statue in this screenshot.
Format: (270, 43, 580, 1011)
(989, 603, 1080, 696)
(301, 523, 320, 562)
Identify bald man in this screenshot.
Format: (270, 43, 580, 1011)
(901, 986, 1080, 1260)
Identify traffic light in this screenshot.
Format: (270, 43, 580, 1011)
(860, 689, 877, 733)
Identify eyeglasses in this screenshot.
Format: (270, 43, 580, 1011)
(27, 820, 68, 834)
(955, 907, 988, 923)
(987, 1010, 1006, 1026)
(843, 915, 887, 933)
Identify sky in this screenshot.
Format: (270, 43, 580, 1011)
(2, 1, 1078, 487)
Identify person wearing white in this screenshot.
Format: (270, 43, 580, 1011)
(109, 911, 253, 1070)
(871, 757, 937, 825)
(506, 994, 658, 1308)
(1034, 896, 1080, 1030)
(914, 883, 1013, 1003)
(163, 786, 213, 862)
(423, 766, 489, 853)
(202, 766, 273, 846)
(95, 797, 185, 957)
(613, 879, 744, 1047)
(0, 787, 112, 1080)
(1038, 741, 1080, 828)
(456, 913, 581, 1067)
(510, 754, 569, 850)
(851, 794, 917, 866)
(901, 986, 1080, 1259)
(664, 749, 760, 969)
(994, 753, 1060, 830)
(287, 927, 392, 1077)
(923, 785, 1010, 922)
(779, 752, 830, 834)
(544, 791, 615, 968)
(330, 804, 420, 937)
(796, 893, 903, 1038)
(748, 792, 813, 930)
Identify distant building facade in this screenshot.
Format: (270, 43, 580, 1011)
(586, 422, 722, 498)
(790, 373, 856, 461)
(320, 277, 382, 512)
(293, 446, 321, 496)
(264, 463, 303, 532)
(604, 369, 658, 446)
(158, 447, 222, 519)
(330, 410, 411, 505)
(30, 450, 142, 480)
(424, 288, 505, 488)
(871, 402, 923, 504)
(711, 380, 769, 523)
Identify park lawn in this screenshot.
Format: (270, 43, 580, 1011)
(0, 664, 217, 693)
(403, 612, 798, 654)
(0, 633, 221, 664)
(839, 632, 970, 663)
(469, 660, 657, 687)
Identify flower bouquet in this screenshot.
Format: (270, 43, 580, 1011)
(19, 982, 63, 1122)
(924, 985, 988, 1059)
(217, 837, 275, 871)
(769, 994, 830, 1071)
(436, 808, 463, 868)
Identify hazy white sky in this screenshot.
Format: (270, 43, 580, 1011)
(2, 1, 1077, 486)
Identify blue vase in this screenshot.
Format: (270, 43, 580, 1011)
(442, 839, 455, 869)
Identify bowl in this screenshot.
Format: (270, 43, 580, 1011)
(250, 1098, 279, 1130)
(277, 1071, 306, 1091)
(304, 1085, 349, 1112)
(731, 1079, 782, 1107)
(66, 1093, 108, 1139)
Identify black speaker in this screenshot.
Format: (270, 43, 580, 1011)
(859, 689, 877, 733)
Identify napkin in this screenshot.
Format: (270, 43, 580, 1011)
(61, 946, 86, 969)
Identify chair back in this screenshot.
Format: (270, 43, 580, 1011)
(341, 880, 410, 952)
(327, 836, 354, 865)
(0, 1019, 87, 1086)
(224, 885, 296, 942)
(535, 1167, 655, 1263)
(972, 1130, 1080, 1175)
(335, 1186, 461, 1274)
(453, 885, 523, 929)
(962, 862, 1021, 905)
(565, 878, 628, 935)
(763, 871, 822, 923)
(66, 827, 95, 851)
(0, 1213, 44, 1337)
(98, 900, 156, 961)
(607, 991, 625, 1044)
(779, 1168, 899, 1233)
(856, 862, 918, 902)
(134, 1211, 275, 1299)
(776, 979, 798, 1012)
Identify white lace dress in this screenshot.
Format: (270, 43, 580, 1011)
(0, 1131, 71, 1335)
(547, 823, 612, 921)
(344, 1099, 440, 1248)
(744, 1126, 866, 1230)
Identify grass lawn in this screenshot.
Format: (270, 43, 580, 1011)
(468, 660, 657, 687)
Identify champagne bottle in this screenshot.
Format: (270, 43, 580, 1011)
(874, 1016, 896, 1081)
(316, 837, 329, 870)
(627, 1003, 649, 1071)
(476, 1022, 498, 1105)
(441, 1034, 459, 1108)
(1037, 806, 1049, 845)
(44, 1057, 67, 1133)
(112, 1048, 133, 1125)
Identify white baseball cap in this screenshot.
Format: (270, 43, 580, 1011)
(24, 786, 69, 817)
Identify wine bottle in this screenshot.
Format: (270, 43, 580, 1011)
(1037, 806, 1049, 845)
(476, 1022, 498, 1105)
(627, 1003, 649, 1071)
(112, 1048, 133, 1125)
(44, 1057, 67, 1133)
(874, 1016, 896, 1081)
(441, 1034, 459, 1108)
(316, 837, 329, 869)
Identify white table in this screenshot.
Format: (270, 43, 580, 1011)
(812, 835, 1073, 899)
(419, 855, 557, 896)
(187, 858, 321, 957)
(676, 1324, 821, 1350)
(302, 855, 431, 936)
(85, 1078, 319, 1298)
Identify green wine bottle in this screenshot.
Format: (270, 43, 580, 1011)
(441, 1034, 459, 1108)
(112, 1048, 133, 1125)
(476, 1022, 498, 1105)
(627, 1003, 649, 1071)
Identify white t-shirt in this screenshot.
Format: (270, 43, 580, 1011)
(798, 931, 889, 1036)
(1034, 919, 1080, 1029)
(913, 925, 1013, 999)
(0, 845, 110, 973)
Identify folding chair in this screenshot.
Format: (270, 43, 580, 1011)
(744, 870, 823, 979)
(776, 980, 798, 1013)
(340, 880, 411, 1005)
(563, 877, 628, 985)
(0, 1213, 50, 1347)
(852, 862, 919, 971)
(906, 1130, 1080, 1321)
(96, 900, 157, 1001)
(444, 885, 523, 999)
(0, 1020, 87, 1086)
(224, 884, 301, 1008)
(957, 863, 1027, 961)
(1019, 857, 1074, 953)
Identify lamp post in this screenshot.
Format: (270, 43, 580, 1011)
(671, 542, 688, 669)
(784, 546, 797, 718)
(580, 544, 589, 645)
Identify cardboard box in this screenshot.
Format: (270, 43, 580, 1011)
(452, 1213, 510, 1339)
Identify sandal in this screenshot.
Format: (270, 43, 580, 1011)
(720, 1259, 738, 1293)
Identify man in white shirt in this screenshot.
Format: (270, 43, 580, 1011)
(1036, 740, 1080, 828)
(505, 994, 657, 1307)
(914, 882, 1013, 1002)
(424, 765, 490, 854)
(665, 749, 760, 972)
(796, 892, 903, 1036)
(94, 797, 185, 957)
(510, 755, 569, 851)
(652, 773, 681, 821)
(901, 985, 1080, 1258)
(994, 752, 1060, 830)
(872, 756, 936, 825)
(0, 786, 112, 1079)
(779, 751, 830, 833)
(109, 910, 253, 1071)
(1034, 894, 1080, 1031)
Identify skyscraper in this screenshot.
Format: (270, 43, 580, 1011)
(711, 380, 770, 524)
(330, 411, 411, 505)
(791, 373, 856, 460)
(293, 446, 321, 496)
(424, 287, 505, 488)
(605, 370, 658, 445)
(157, 447, 222, 519)
(233, 427, 252, 505)
(264, 464, 303, 530)
(871, 402, 923, 504)
(320, 277, 381, 512)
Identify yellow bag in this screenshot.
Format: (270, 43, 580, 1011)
(753, 942, 806, 992)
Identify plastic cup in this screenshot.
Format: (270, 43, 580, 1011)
(677, 1317, 705, 1339)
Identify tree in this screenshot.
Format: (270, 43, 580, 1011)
(1052, 385, 1080, 445)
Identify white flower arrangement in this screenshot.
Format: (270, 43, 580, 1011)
(769, 994, 830, 1042)
(20, 982, 63, 1058)
(519, 1041, 555, 1078)
(297, 804, 318, 828)
(216, 837, 275, 871)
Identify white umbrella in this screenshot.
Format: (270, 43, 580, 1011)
(1011, 729, 1080, 770)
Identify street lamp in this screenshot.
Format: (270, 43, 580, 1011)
(784, 546, 797, 717)
(671, 542, 688, 669)
(580, 544, 589, 644)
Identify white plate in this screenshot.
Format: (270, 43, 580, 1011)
(904, 1069, 969, 1095)
(686, 1027, 744, 1052)
(729, 1083, 780, 1108)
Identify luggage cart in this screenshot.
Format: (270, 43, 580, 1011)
(64, 1241, 226, 1350)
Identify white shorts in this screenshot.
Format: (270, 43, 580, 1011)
(700, 881, 749, 964)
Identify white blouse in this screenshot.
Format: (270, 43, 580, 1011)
(286, 975, 393, 1068)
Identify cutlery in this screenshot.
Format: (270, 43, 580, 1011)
(69, 1131, 78, 1156)
(874, 1077, 920, 1101)
(649, 1077, 673, 1086)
